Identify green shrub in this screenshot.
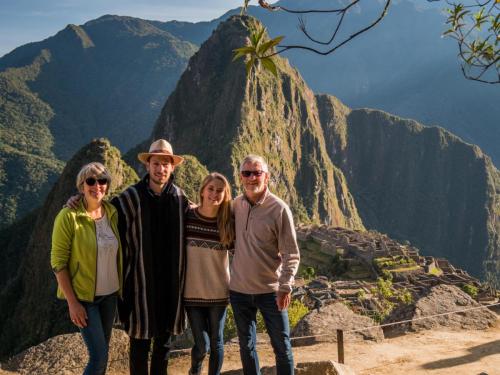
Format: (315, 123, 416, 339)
(300, 266, 316, 280)
(373, 256, 416, 271)
(397, 289, 413, 305)
(357, 289, 367, 301)
(462, 284, 478, 299)
(224, 305, 237, 341)
(374, 277, 394, 299)
(287, 299, 309, 329)
(381, 269, 393, 281)
(369, 279, 414, 322)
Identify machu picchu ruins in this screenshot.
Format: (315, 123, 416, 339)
(294, 225, 498, 324)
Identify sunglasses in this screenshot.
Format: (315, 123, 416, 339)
(241, 170, 265, 178)
(85, 177, 108, 186)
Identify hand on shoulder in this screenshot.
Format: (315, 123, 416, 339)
(65, 194, 82, 209)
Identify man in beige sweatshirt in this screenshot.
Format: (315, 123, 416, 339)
(230, 154, 300, 375)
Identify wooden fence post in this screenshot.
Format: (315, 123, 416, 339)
(337, 329, 344, 364)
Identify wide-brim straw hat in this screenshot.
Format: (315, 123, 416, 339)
(137, 139, 184, 166)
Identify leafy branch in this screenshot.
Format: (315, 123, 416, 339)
(236, 0, 499, 84)
(242, 0, 392, 57)
(443, 0, 499, 83)
(232, 23, 284, 77)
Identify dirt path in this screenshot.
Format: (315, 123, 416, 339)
(2, 324, 499, 375)
(164, 322, 500, 375)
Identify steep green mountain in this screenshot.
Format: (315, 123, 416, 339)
(143, 16, 363, 228)
(316, 95, 500, 280)
(0, 15, 197, 158)
(0, 139, 138, 360)
(172, 155, 209, 201)
(159, 0, 500, 167)
(0, 51, 64, 227)
(0, 15, 197, 227)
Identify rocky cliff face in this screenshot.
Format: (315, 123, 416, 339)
(146, 16, 363, 228)
(316, 95, 500, 280)
(0, 139, 138, 359)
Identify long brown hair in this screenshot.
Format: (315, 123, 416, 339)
(198, 172, 234, 248)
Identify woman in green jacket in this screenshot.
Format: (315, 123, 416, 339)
(51, 162, 122, 375)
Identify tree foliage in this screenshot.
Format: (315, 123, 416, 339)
(232, 22, 284, 77)
(444, 0, 499, 83)
(236, 0, 499, 84)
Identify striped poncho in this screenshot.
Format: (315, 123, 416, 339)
(113, 174, 188, 338)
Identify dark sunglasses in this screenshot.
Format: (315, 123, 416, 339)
(241, 170, 265, 178)
(85, 177, 108, 186)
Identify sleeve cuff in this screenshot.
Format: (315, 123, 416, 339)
(51, 265, 67, 273)
(279, 284, 292, 293)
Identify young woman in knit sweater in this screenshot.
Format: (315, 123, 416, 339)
(183, 172, 235, 375)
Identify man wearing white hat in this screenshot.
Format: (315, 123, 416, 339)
(67, 139, 188, 375)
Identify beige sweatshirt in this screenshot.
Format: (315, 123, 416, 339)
(230, 189, 300, 294)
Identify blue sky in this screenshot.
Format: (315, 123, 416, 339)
(0, 0, 242, 57)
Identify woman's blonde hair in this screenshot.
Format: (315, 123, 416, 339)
(76, 162, 112, 194)
(199, 172, 234, 248)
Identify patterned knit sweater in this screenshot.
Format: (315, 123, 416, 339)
(183, 207, 232, 306)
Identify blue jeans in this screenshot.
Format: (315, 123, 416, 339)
(230, 291, 294, 375)
(80, 293, 117, 375)
(186, 305, 227, 375)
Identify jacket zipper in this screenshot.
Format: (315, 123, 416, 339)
(93, 219, 98, 302)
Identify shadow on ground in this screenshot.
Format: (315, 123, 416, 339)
(421, 339, 500, 370)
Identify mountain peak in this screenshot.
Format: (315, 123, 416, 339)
(148, 15, 363, 227)
(58, 24, 95, 48)
(83, 14, 170, 38)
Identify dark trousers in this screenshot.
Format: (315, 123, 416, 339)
(80, 293, 117, 375)
(186, 305, 227, 375)
(230, 291, 294, 375)
(129, 334, 171, 375)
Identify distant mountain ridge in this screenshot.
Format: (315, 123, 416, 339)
(0, 14, 197, 159)
(0, 15, 197, 227)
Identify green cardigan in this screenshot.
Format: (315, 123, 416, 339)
(51, 200, 123, 302)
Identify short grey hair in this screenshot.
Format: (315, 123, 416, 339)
(239, 154, 269, 173)
(76, 162, 112, 193)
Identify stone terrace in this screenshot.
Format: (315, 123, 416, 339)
(295, 224, 498, 315)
